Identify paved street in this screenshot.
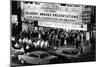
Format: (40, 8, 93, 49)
(11, 45, 95, 67)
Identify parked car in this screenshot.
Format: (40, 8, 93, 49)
(18, 51, 58, 64)
(11, 47, 24, 58)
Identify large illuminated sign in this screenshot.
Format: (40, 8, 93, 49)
(21, 1, 87, 30)
(22, 2, 83, 23)
(38, 21, 87, 31)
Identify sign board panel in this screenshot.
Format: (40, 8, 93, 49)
(22, 2, 83, 24)
(21, 2, 87, 31)
(38, 21, 87, 31)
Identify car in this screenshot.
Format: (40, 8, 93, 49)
(11, 51, 24, 59)
(11, 47, 24, 58)
(18, 51, 58, 64)
(62, 50, 78, 55)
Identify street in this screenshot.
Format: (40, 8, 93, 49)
(11, 45, 95, 66)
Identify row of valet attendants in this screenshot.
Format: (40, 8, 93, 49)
(11, 36, 49, 49)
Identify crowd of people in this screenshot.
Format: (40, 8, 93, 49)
(11, 26, 89, 54)
(34, 28, 87, 52)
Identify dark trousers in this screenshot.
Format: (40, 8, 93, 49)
(76, 41, 83, 53)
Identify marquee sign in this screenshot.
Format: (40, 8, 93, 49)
(21, 1, 87, 30)
(21, 2, 83, 24)
(38, 21, 87, 31)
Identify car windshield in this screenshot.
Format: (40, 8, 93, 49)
(40, 54, 49, 58)
(28, 54, 39, 57)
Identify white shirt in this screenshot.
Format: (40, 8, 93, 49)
(44, 41, 49, 47)
(14, 43, 19, 48)
(40, 40, 45, 47)
(38, 34, 41, 38)
(11, 37, 15, 41)
(28, 39, 32, 44)
(26, 45, 30, 49)
(36, 40, 41, 46)
(25, 38, 28, 43)
(33, 42, 37, 47)
(23, 38, 26, 43)
(19, 38, 22, 42)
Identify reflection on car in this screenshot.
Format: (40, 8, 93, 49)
(18, 51, 57, 64)
(11, 47, 24, 58)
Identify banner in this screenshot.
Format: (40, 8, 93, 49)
(38, 21, 87, 31)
